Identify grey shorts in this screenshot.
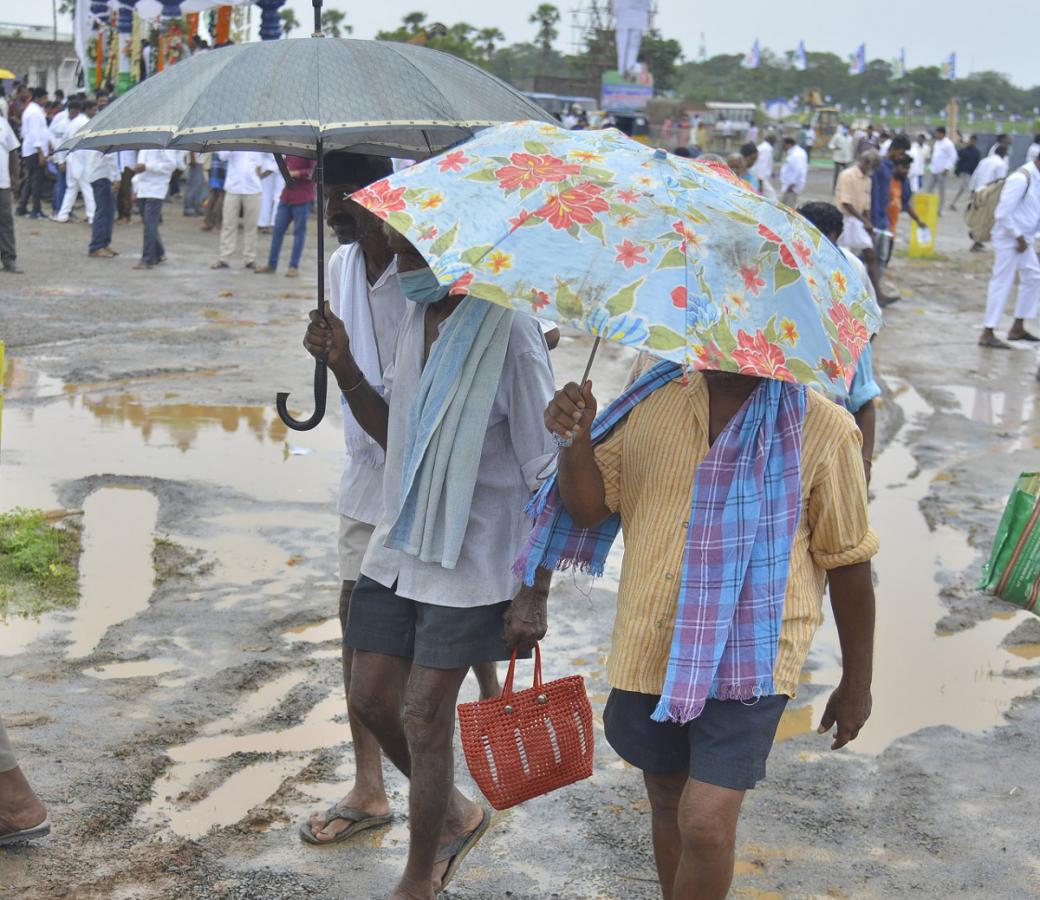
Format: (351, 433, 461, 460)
(603, 689, 788, 791)
(345, 575, 525, 669)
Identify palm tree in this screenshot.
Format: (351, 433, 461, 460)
(477, 27, 505, 61)
(279, 7, 299, 37)
(529, 3, 560, 53)
(321, 8, 352, 39)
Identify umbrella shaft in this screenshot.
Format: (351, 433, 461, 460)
(316, 137, 324, 318)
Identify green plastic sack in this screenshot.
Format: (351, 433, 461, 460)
(978, 473, 1040, 614)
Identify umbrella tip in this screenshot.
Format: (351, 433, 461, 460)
(653, 148, 668, 160)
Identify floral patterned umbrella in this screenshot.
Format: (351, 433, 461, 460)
(352, 121, 882, 394)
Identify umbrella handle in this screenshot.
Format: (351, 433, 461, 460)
(276, 361, 327, 431)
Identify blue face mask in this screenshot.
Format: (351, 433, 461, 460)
(398, 268, 449, 306)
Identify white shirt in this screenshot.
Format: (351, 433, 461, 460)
(218, 151, 275, 194)
(329, 248, 408, 525)
(0, 118, 20, 190)
(19, 101, 50, 158)
(929, 137, 957, 175)
(879, 139, 892, 158)
(58, 113, 90, 168)
(753, 140, 774, 181)
(908, 141, 928, 178)
(361, 305, 556, 608)
(117, 149, 138, 171)
(48, 107, 69, 151)
(133, 149, 178, 199)
(970, 154, 1008, 192)
(84, 150, 120, 184)
(828, 131, 853, 164)
(780, 144, 809, 193)
(993, 164, 1040, 246)
(1028, 142, 1040, 165)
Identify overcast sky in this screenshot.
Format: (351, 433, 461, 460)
(1, 1, 1033, 89)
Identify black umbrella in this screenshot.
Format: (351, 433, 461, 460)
(64, 1, 552, 429)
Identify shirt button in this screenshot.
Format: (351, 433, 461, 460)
(682, 521, 689, 529)
(664, 572, 673, 581)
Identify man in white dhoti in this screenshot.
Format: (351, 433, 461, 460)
(979, 157, 1040, 349)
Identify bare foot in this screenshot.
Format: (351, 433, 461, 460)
(0, 767, 47, 835)
(305, 787, 390, 843)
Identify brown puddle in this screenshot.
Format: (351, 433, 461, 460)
(1, 355, 343, 511)
(0, 485, 158, 658)
(84, 659, 182, 680)
(802, 383, 1040, 754)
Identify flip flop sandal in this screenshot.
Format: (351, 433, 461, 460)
(0, 817, 51, 847)
(1008, 332, 1040, 342)
(298, 805, 391, 846)
(435, 807, 492, 894)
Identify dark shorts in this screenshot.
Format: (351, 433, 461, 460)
(603, 689, 788, 791)
(345, 575, 525, 670)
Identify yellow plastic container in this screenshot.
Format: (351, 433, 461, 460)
(909, 192, 939, 258)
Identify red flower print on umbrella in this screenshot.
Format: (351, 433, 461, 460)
(494, 152, 581, 191)
(758, 223, 783, 244)
(352, 179, 406, 220)
(792, 239, 812, 266)
(530, 288, 551, 311)
(829, 304, 868, 355)
(534, 182, 609, 230)
(671, 286, 688, 309)
(438, 150, 469, 173)
(819, 357, 843, 381)
(449, 272, 474, 296)
(739, 263, 766, 296)
(731, 329, 794, 380)
(615, 239, 648, 269)
(617, 188, 642, 204)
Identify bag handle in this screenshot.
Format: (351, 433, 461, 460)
(501, 643, 543, 699)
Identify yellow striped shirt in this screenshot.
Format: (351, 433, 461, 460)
(594, 372, 878, 698)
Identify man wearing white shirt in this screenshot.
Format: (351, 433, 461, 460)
(979, 157, 1040, 349)
(779, 136, 808, 208)
(970, 145, 1008, 193)
(15, 88, 51, 219)
(926, 126, 957, 215)
(52, 99, 95, 224)
(753, 135, 776, 199)
(0, 114, 22, 273)
(211, 151, 275, 269)
(86, 150, 120, 258)
(1028, 134, 1040, 165)
(908, 133, 929, 192)
(132, 149, 179, 269)
(828, 125, 854, 190)
(48, 99, 70, 216)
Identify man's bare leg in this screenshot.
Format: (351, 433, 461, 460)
(306, 580, 390, 842)
(862, 248, 896, 305)
(390, 664, 485, 900)
(472, 660, 501, 699)
(670, 779, 746, 900)
(642, 770, 688, 900)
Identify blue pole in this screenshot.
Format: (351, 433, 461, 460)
(256, 0, 286, 41)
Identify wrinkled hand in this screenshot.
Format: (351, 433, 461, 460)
(303, 301, 350, 372)
(544, 381, 597, 444)
(502, 588, 547, 655)
(1016, 235, 1029, 254)
(817, 679, 872, 750)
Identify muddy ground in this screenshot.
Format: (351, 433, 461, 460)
(2, 167, 1040, 899)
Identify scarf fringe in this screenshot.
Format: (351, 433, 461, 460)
(652, 679, 777, 725)
(512, 548, 606, 584)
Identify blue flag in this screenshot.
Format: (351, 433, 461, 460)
(795, 40, 807, 71)
(849, 43, 866, 75)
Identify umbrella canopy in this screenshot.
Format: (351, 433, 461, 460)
(63, 37, 553, 158)
(352, 121, 882, 396)
(0, 69, 15, 80)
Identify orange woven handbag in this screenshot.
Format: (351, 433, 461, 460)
(457, 644, 594, 811)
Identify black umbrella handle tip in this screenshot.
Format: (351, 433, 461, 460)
(276, 373, 327, 432)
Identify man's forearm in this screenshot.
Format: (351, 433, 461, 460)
(828, 561, 875, 687)
(557, 437, 612, 528)
(329, 357, 390, 450)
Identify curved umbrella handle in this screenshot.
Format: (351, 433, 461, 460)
(276, 361, 327, 431)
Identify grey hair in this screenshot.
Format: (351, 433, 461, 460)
(858, 149, 881, 165)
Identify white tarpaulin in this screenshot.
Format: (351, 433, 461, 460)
(106, 0, 255, 21)
(613, 0, 651, 77)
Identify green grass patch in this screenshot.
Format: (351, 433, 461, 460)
(0, 508, 82, 621)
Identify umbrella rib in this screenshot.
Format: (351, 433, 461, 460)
(165, 45, 252, 148)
